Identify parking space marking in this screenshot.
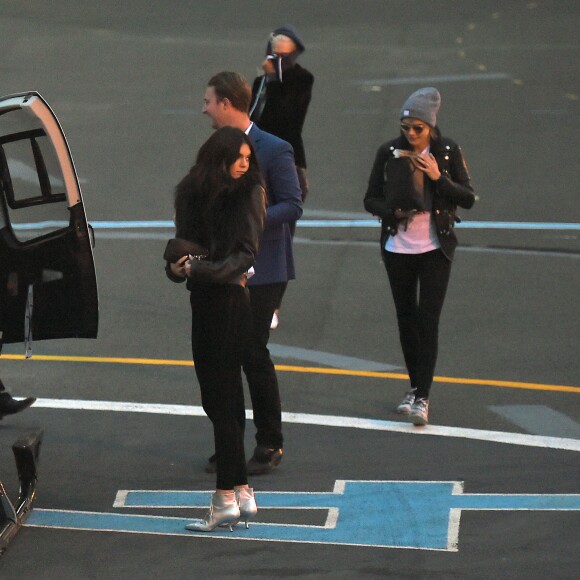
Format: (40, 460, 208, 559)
(26, 480, 580, 551)
(268, 344, 402, 371)
(30, 398, 580, 452)
(489, 405, 580, 439)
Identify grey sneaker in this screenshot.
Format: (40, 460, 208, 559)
(409, 398, 429, 425)
(396, 390, 416, 415)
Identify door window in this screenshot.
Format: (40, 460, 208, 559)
(0, 108, 69, 242)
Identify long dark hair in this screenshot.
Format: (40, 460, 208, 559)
(174, 127, 263, 249)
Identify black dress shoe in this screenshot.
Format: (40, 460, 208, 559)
(0, 394, 37, 419)
(247, 446, 283, 475)
(205, 454, 217, 474)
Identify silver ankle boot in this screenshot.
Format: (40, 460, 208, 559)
(236, 487, 258, 529)
(219, 487, 258, 529)
(185, 492, 240, 532)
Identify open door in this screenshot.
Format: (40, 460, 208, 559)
(0, 92, 98, 347)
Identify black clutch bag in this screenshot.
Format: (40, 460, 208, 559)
(163, 238, 209, 263)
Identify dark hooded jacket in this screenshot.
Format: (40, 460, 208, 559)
(251, 66, 313, 168)
(250, 24, 313, 168)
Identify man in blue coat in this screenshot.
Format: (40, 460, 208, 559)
(202, 71, 303, 474)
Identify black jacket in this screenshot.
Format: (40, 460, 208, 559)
(167, 183, 266, 287)
(364, 133, 476, 261)
(251, 64, 314, 168)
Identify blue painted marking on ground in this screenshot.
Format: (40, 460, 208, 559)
(13, 221, 69, 230)
(457, 221, 580, 230)
(26, 481, 580, 551)
(13, 220, 580, 231)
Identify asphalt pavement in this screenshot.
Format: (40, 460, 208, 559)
(0, 1, 579, 578)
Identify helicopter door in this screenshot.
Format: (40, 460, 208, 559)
(0, 92, 98, 348)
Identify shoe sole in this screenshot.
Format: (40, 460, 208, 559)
(186, 517, 238, 532)
(0, 398, 37, 419)
(409, 414, 428, 426)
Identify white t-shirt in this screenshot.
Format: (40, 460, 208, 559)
(385, 145, 440, 254)
(385, 211, 440, 254)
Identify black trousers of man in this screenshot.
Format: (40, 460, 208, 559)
(243, 283, 285, 450)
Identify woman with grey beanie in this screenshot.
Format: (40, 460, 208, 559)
(364, 87, 476, 425)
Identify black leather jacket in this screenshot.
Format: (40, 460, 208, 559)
(166, 184, 266, 287)
(364, 132, 476, 261)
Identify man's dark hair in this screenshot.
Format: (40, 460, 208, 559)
(208, 72, 252, 113)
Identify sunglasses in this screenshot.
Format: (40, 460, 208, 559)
(400, 123, 427, 134)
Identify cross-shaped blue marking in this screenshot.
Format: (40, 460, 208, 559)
(27, 480, 580, 550)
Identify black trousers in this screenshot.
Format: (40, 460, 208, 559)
(244, 283, 285, 449)
(383, 249, 452, 400)
(190, 284, 251, 490)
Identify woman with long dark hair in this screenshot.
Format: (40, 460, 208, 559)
(167, 126, 266, 531)
(364, 88, 476, 426)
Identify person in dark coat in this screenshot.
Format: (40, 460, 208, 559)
(250, 24, 313, 329)
(364, 87, 476, 426)
(167, 126, 266, 532)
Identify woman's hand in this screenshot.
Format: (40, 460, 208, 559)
(414, 153, 442, 181)
(169, 255, 188, 278)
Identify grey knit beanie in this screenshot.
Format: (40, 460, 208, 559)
(400, 87, 441, 127)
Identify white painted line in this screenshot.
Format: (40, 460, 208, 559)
(113, 490, 129, 508)
(324, 508, 339, 529)
(447, 509, 461, 552)
(32, 398, 210, 417)
(354, 73, 511, 86)
(32, 398, 580, 452)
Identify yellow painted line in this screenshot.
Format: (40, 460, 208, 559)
(432, 375, 580, 393)
(1, 354, 578, 394)
(275, 365, 580, 393)
(1, 354, 194, 366)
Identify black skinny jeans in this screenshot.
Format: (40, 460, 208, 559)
(244, 283, 285, 449)
(384, 249, 452, 400)
(190, 283, 251, 490)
